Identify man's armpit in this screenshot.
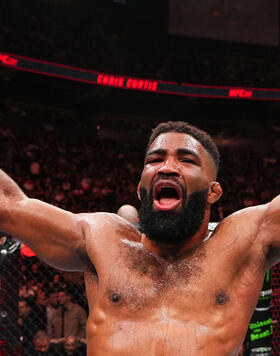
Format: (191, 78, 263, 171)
(266, 243, 280, 268)
(75, 216, 91, 267)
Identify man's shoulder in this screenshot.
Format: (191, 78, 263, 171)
(78, 212, 141, 241)
(68, 301, 87, 316)
(222, 204, 266, 225)
(78, 212, 126, 228)
(69, 300, 83, 309)
(213, 204, 268, 243)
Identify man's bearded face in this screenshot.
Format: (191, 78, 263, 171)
(139, 178, 209, 245)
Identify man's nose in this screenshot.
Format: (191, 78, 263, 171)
(157, 158, 180, 176)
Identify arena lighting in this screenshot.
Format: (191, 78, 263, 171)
(1, 51, 280, 101)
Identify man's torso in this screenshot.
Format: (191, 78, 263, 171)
(82, 210, 268, 355)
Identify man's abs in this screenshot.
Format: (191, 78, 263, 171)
(85, 311, 245, 356)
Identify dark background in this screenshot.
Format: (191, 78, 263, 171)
(169, 0, 279, 46)
(0, 0, 279, 149)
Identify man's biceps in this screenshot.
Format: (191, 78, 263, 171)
(29, 199, 81, 232)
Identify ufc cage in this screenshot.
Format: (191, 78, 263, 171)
(1, 237, 280, 356)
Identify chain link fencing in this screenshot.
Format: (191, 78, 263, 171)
(0, 238, 87, 356)
(1, 238, 280, 355)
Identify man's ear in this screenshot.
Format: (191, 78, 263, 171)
(137, 182, 141, 201)
(207, 182, 223, 205)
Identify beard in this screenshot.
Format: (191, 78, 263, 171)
(139, 185, 209, 245)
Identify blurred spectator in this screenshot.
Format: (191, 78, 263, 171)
(46, 288, 59, 336)
(57, 335, 86, 356)
(19, 276, 38, 298)
(36, 288, 48, 307)
(50, 288, 87, 340)
(18, 297, 45, 354)
(50, 272, 66, 289)
(23, 330, 60, 356)
(34, 290, 48, 333)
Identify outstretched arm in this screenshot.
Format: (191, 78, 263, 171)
(0, 169, 87, 271)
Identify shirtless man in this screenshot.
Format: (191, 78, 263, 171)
(0, 121, 279, 355)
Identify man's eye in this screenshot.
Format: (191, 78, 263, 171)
(146, 158, 162, 164)
(181, 158, 195, 164)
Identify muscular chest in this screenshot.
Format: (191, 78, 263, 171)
(87, 240, 232, 314)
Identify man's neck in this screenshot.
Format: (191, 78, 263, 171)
(141, 223, 209, 259)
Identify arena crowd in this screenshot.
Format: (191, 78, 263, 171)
(0, 96, 278, 355)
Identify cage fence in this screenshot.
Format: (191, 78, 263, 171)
(0, 239, 280, 355)
(0, 240, 87, 356)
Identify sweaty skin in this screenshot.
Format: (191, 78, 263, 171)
(0, 132, 279, 356)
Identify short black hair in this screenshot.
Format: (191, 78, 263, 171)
(33, 330, 49, 342)
(57, 284, 73, 296)
(147, 121, 220, 175)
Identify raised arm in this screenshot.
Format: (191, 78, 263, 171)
(0, 169, 87, 271)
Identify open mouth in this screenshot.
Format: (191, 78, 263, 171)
(153, 180, 182, 211)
